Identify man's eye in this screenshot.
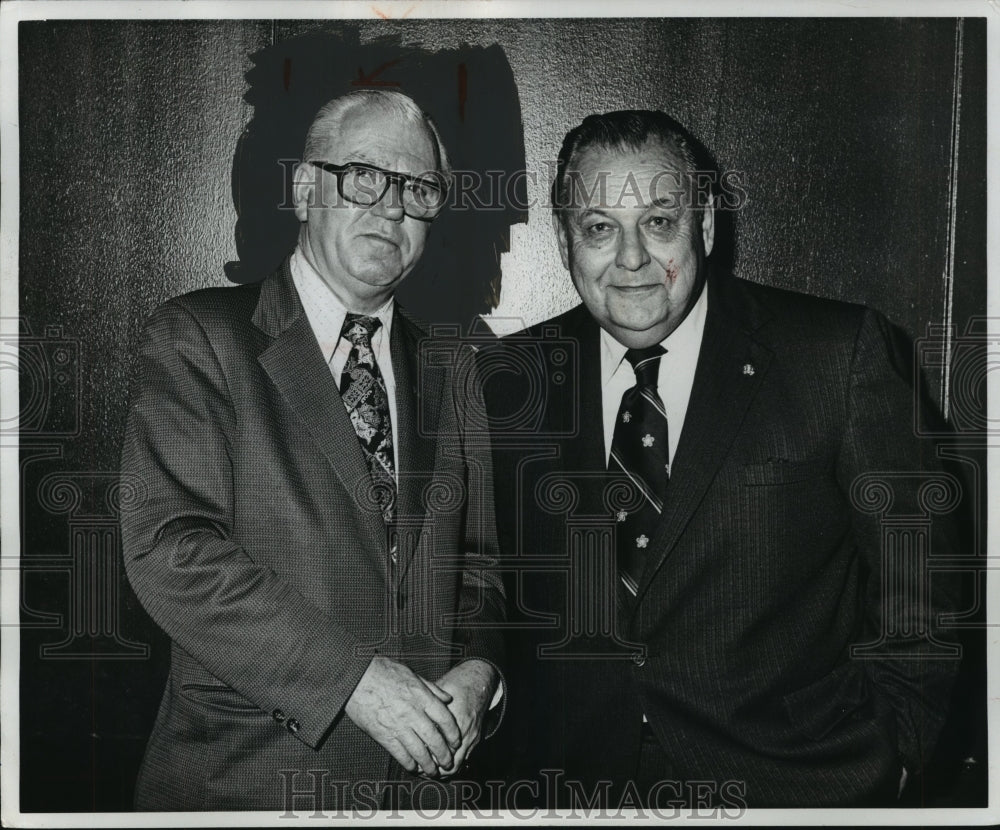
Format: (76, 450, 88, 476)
(406, 181, 434, 199)
(585, 222, 612, 235)
(352, 167, 380, 184)
(646, 216, 671, 229)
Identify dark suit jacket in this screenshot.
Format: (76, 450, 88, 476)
(479, 274, 959, 808)
(120, 261, 505, 811)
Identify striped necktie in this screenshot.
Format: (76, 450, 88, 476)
(608, 345, 668, 596)
(339, 313, 396, 523)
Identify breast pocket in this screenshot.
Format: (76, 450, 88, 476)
(740, 456, 832, 486)
(734, 454, 844, 573)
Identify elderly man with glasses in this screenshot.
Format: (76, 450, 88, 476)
(120, 89, 505, 813)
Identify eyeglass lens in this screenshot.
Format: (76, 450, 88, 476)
(340, 166, 445, 217)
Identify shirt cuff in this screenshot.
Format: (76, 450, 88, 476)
(489, 678, 504, 710)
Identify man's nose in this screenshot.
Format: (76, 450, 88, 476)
(615, 227, 651, 271)
(371, 180, 406, 221)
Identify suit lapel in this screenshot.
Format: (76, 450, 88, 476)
(254, 261, 388, 567)
(632, 277, 774, 609)
(390, 309, 440, 570)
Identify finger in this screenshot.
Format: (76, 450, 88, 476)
(421, 696, 462, 749)
(399, 728, 439, 778)
(457, 728, 480, 765)
(414, 714, 455, 770)
(440, 730, 479, 777)
(405, 680, 460, 751)
(438, 744, 467, 777)
(421, 678, 453, 704)
(383, 736, 418, 774)
(462, 731, 481, 763)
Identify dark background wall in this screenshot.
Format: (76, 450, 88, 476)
(15, 17, 986, 811)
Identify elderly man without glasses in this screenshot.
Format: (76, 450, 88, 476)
(481, 109, 959, 809)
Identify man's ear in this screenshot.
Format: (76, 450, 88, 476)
(552, 212, 571, 270)
(292, 163, 315, 223)
(700, 198, 716, 258)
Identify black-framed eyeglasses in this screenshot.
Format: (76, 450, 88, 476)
(308, 161, 449, 220)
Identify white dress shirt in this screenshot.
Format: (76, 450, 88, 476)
(600, 282, 709, 467)
(290, 248, 399, 479)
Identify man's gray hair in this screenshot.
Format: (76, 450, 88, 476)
(303, 89, 451, 177)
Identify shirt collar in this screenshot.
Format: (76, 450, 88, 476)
(290, 247, 395, 362)
(600, 280, 709, 386)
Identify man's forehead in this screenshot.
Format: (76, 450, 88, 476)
(564, 142, 691, 210)
(319, 107, 437, 173)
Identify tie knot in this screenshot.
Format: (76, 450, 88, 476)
(625, 345, 665, 388)
(341, 313, 381, 347)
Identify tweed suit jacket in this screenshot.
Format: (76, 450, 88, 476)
(479, 274, 959, 808)
(120, 261, 505, 811)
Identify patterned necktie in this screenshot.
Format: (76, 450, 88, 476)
(609, 345, 668, 596)
(339, 314, 396, 523)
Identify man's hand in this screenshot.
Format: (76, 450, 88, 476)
(345, 655, 462, 777)
(430, 659, 500, 777)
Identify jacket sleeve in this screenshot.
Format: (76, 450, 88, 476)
(120, 299, 372, 749)
(837, 307, 962, 774)
(447, 342, 507, 735)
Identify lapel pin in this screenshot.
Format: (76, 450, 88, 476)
(742, 363, 755, 376)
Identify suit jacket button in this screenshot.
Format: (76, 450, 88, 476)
(390, 543, 398, 564)
(286, 718, 300, 734)
(632, 653, 646, 667)
(272, 708, 285, 723)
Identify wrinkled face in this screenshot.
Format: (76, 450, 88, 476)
(555, 140, 715, 348)
(294, 107, 438, 311)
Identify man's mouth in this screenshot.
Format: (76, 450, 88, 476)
(361, 232, 399, 248)
(611, 284, 660, 293)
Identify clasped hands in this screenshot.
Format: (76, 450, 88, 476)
(345, 655, 498, 778)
